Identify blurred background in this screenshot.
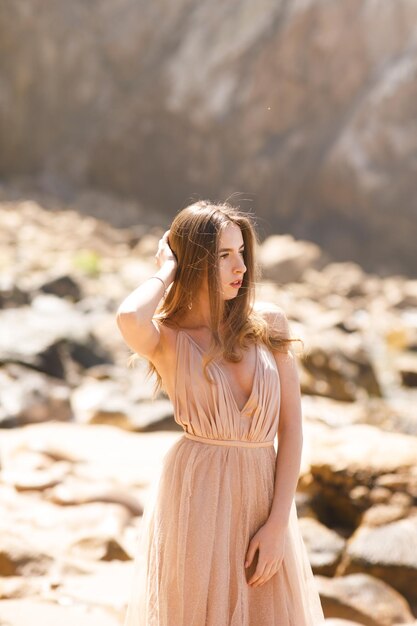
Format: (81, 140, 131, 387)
(1, 1, 417, 625)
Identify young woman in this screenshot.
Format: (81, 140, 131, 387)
(117, 200, 325, 625)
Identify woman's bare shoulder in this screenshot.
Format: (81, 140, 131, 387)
(252, 301, 290, 335)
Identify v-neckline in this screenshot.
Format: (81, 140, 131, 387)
(178, 329, 260, 415)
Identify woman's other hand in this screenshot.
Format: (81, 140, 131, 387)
(245, 521, 286, 587)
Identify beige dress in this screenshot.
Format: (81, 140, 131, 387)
(123, 329, 325, 625)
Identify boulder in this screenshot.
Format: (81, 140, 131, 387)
(0, 533, 53, 577)
(0, 363, 71, 427)
(298, 517, 346, 576)
(0, 599, 120, 626)
(394, 352, 417, 388)
(38, 274, 82, 302)
(258, 234, 326, 283)
(315, 573, 414, 626)
(71, 379, 176, 431)
(300, 330, 382, 401)
(324, 621, 366, 626)
(0, 295, 112, 380)
(340, 515, 417, 603)
(305, 423, 417, 527)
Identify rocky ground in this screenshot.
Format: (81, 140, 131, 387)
(0, 190, 417, 625)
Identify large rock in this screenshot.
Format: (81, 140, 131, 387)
(0, 422, 183, 497)
(0, 534, 53, 577)
(51, 561, 132, 617)
(0, 599, 120, 626)
(39, 274, 83, 302)
(300, 329, 382, 402)
(324, 621, 365, 626)
(258, 234, 327, 283)
(340, 515, 417, 603)
(71, 379, 176, 431)
(0, 295, 113, 379)
(298, 516, 346, 576)
(0, 364, 71, 427)
(304, 423, 417, 526)
(315, 573, 414, 626)
(1, 1, 417, 274)
(395, 352, 417, 388)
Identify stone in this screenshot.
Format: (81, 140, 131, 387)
(0, 576, 42, 600)
(0, 363, 71, 427)
(0, 295, 112, 379)
(298, 517, 346, 576)
(300, 330, 382, 401)
(52, 561, 132, 617)
(0, 534, 53, 577)
(46, 477, 143, 516)
(395, 352, 417, 388)
(0, 422, 183, 495)
(307, 423, 417, 527)
(340, 515, 417, 603)
(301, 395, 367, 429)
(361, 503, 412, 527)
(38, 274, 82, 302)
(1, 462, 70, 492)
(0, 599, 120, 626)
(68, 536, 130, 562)
(71, 380, 176, 431)
(258, 234, 326, 283)
(324, 621, 364, 626)
(315, 572, 414, 626)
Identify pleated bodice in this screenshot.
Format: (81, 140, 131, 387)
(173, 329, 281, 445)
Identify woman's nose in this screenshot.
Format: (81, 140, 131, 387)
(235, 258, 246, 273)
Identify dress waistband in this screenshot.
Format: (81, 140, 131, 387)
(183, 432, 274, 448)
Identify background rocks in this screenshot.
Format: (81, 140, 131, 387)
(315, 573, 415, 626)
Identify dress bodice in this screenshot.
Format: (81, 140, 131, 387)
(172, 330, 281, 443)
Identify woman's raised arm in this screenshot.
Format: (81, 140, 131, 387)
(116, 230, 177, 359)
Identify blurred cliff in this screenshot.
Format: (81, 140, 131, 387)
(1, 0, 417, 275)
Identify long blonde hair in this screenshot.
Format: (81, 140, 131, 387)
(128, 200, 302, 395)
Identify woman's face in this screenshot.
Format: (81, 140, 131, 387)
(217, 222, 247, 300)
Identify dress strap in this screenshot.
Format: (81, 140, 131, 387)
(183, 432, 274, 448)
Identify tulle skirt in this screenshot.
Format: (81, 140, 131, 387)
(123, 435, 325, 626)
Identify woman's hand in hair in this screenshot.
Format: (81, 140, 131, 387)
(155, 229, 177, 270)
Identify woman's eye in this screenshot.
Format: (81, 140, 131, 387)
(219, 250, 244, 259)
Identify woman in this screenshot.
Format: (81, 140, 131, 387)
(116, 200, 325, 625)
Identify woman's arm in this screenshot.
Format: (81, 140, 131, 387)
(244, 304, 303, 586)
(116, 230, 177, 359)
(262, 305, 304, 530)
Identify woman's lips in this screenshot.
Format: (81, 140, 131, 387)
(230, 279, 242, 288)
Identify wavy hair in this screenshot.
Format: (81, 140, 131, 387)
(128, 200, 302, 396)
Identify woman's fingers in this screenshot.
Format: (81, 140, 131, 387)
(249, 560, 280, 587)
(248, 558, 268, 586)
(253, 561, 275, 587)
(154, 229, 177, 268)
(245, 539, 259, 569)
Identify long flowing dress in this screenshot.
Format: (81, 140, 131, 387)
(123, 329, 325, 625)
